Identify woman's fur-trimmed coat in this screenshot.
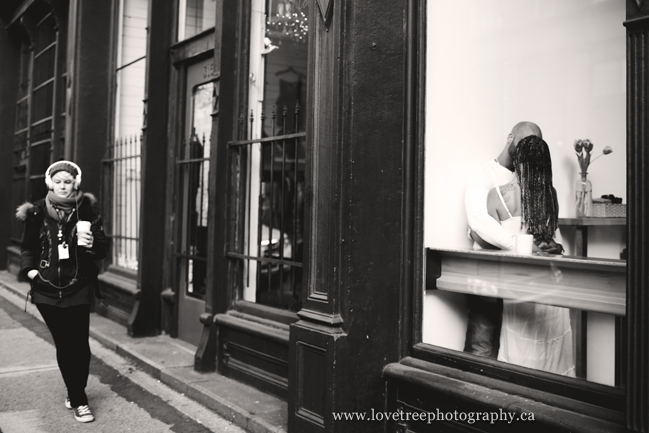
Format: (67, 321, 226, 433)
(16, 192, 107, 302)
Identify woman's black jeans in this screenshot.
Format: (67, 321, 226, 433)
(36, 303, 91, 407)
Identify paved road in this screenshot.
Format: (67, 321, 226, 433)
(0, 287, 246, 433)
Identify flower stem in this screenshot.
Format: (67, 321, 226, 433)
(590, 154, 603, 164)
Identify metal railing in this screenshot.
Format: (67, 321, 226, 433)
(227, 103, 306, 311)
(101, 134, 142, 270)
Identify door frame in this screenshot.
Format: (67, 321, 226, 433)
(176, 56, 217, 346)
(162, 29, 216, 342)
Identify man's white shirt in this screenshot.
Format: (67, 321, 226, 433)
(465, 159, 515, 250)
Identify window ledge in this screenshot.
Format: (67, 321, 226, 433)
(384, 357, 626, 432)
(427, 248, 626, 315)
(214, 312, 290, 344)
(97, 266, 138, 295)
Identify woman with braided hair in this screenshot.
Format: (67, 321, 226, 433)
(486, 135, 574, 376)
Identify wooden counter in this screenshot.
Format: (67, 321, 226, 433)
(426, 248, 626, 316)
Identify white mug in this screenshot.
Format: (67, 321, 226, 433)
(77, 221, 92, 247)
(514, 234, 534, 255)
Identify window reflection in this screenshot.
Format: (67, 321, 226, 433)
(262, 0, 308, 137)
(232, 0, 308, 311)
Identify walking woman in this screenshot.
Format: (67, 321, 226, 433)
(16, 160, 107, 423)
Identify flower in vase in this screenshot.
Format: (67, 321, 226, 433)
(574, 139, 612, 173)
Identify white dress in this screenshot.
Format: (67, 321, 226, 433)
(495, 188, 575, 377)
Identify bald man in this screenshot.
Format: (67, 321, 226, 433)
(462, 121, 542, 358)
(466, 121, 542, 250)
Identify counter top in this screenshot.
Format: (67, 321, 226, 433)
(426, 248, 626, 316)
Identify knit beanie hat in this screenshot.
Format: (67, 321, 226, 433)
(49, 162, 79, 179)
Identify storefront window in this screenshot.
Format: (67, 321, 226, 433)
(29, 13, 58, 201)
(9, 11, 61, 246)
(227, 0, 308, 311)
(104, 0, 148, 271)
(423, 0, 626, 386)
(10, 40, 32, 246)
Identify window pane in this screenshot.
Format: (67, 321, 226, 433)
(31, 83, 53, 123)
(106, 0, 148, 271)
(29, 142, 50, 202)
(423, 0, 625, 386)
(33, 46, 55, 88)
(15, 99, 29, 133)
(179, 0, 216, 41)
(13, 132, 28, 167)
(107, 135, 141, 270)
(30, 121, 51, 148)
(115, 0, 148, 138)
(235, 0, 308, 311)
(120, 0, 148, 66)
(178, 82, 213, 299)
(263, 0, 309, 135)
(115, 65, 146, 137)
(18, 41, 30, 100)
(423, 252, 625, 385)
(10, 177, 26, 242)
(34, 14, 56, 54)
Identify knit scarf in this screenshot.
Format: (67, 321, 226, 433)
(46, 190, 84, 221)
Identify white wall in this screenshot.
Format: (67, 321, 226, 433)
(424, 0, 626, 252)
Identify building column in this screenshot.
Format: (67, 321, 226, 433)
(289, 1, 409, 431)
(66, 0, 111, 195)
(194, 0, 226, 372)
(128, 0, 175, 337)
(624, 2, 649, 431)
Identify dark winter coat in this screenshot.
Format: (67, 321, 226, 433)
(16, 193, 108, 306)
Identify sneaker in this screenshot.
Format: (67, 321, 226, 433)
(72, 405, 95, 423)
(65, 398, 72, 410)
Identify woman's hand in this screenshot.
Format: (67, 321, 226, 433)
(469, 229, 500, 250)
(27, 270, 38, 280)
(534, 237, 564, 254)
(78, 231, 94, 249)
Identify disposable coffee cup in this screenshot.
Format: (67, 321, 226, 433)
(77, 221, 91, 247)
(514, 234, 534, 255)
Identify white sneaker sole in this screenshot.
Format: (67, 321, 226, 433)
(72, 404, 95, 423)
(74, 414, 95, 423)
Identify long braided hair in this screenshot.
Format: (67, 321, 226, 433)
(514, 135, 559, 240)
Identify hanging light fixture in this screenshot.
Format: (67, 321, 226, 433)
(266, 0, 309, 44)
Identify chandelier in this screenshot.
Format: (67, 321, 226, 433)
(266, 0, 309, 44)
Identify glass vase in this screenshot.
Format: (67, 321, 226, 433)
(575, 172, 592, 217)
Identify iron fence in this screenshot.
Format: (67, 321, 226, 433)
(101, 134, 142, 270)
(227, 103, 306, 311)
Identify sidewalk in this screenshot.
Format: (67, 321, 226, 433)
(0, 271, 287, 433)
